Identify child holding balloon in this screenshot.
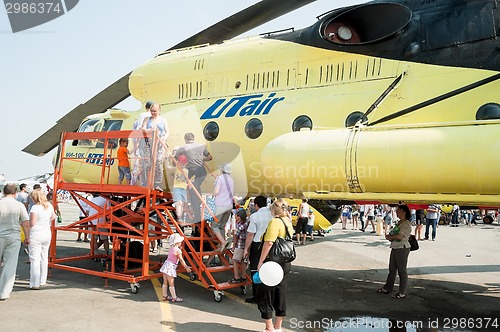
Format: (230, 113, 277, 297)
(160, 233, 191, 302)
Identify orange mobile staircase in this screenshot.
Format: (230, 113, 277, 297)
(49, 130, 249, 300)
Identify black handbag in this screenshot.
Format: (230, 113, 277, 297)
(267, 217, 296, 264)
(409, 234, 419, 251)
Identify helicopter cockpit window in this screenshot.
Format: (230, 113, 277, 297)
(96, 120, 123, 149)
(203, 121, 219, 141)
(78, 119, 99, 133)
(245, 118, 263, 139)
(292, 115, 312, 132)
(103, 120, 123, 131)
(73, 119, 99, 146)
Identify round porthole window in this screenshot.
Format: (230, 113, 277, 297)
(245, 118, 263, 139)
(203, 121, 219, 141)
(345, 111, 365, 127)
(476, 103, 500, 120)
(292, 115, 312, 132)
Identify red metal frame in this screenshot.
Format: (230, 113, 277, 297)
(50, 130, 250, 294)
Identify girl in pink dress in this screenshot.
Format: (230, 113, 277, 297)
(159, 233, 191, 302)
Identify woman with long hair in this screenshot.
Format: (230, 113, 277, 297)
(256, 198, 294, 332)
(28, 189, 56, 289)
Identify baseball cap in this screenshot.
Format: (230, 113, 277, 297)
(177, 155, 188, 165)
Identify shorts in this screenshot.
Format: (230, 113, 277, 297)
(415, 217, 424, 225)
(118, 166, 131, 181)
(367, 216, 374, 221)
(305, 224, 314, 235)
(98, 227, 109, 241)
(172, 187, 187, 203)
(79, 216, 90, 230)
(384, 216, 392, 225)
(232, 248, 244, 262)
(295, 217, 308, 234)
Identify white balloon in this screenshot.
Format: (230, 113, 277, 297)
(259, 261, 284, 286)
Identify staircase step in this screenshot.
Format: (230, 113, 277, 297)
(187, 237, 217, 241)
(213, 280, 251, 290)
(205, 265, 233, 273)
(199, 250, 225, 256)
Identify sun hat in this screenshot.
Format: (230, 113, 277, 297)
(169, 233, 184, 245)
(220, 163, 231, 174)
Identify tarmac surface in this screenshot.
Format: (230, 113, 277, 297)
(1, 202, 500, 332)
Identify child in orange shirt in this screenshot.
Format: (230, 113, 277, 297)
(117, 138, 131, 185)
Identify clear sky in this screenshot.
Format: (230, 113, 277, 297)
(0, 0, 363, 181)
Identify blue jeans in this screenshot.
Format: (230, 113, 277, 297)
(425, 218, 438, 240)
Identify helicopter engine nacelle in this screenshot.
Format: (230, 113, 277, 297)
(322, 3, 412, 45)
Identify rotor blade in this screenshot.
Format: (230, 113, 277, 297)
(23, 74, 130, 156)
(23, 0, 317, 157)
(170, 0, 318, 50)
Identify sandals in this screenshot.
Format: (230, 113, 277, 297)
(376, 288, 405, 298)
(163, 296, 183, 302)
(170, 297, 183, 302)
(229, 278, 241, 284)
(377, 288, 389, 294)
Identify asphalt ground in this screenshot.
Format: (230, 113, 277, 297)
(1, 202, 499, 332)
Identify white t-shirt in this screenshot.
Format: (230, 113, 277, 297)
(365, 204, 375, 217)
(78, 198, 89, 218)
(247, 207, 272, 242)
(89, 196, 108, 225)
(16, 192, 28, 205)
(0, 197, 29, 236)
(307, 213, 315, 226)
(299, 203, 309, 218)
(30, 204, 54, 234)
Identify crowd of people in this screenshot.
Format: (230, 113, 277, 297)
(3, 99, 499, 331)
(0, 182, 56, 300)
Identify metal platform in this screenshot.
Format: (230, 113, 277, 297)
(49, 130, 250, 298)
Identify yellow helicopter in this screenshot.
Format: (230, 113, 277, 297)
(23, 0, 500, 226)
